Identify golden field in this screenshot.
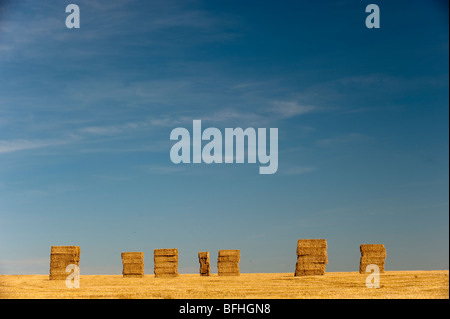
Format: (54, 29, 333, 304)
(0, 271, 448, 299)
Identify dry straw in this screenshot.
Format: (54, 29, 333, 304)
(121, 252, 144, 278)
(218, 250, 240, 257)
(154, 248, 178, 256)
(359, 244, 386, 274)
(217, 250, 240, 276)
(295, 239, 327, 276)
(198, 252, 210, 276)
(49, 245, 80, 280)
(154, 248, 179, 278)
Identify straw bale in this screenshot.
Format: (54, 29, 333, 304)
(50, 252, 80, 257)
(297, 239, 327, 248)
(50, 254, 79, 260)
(217, 261, 239, 267)
(50, 255, 80, 263)
(198, 252, 209, 259)
(49, 266, 80, 280)
(361, 251, 387, 258)
(154, 248, 178, 256)
(359, 263, 385, 273)
(218, 250, 240, 257)
(50, 261, 79, 268)
(295, 263, 326, 271)
(121, 252, 144, 260)
(154, 268, 178, 276)
(200, 267, 210, 276)
(154, 256, 178, 263)
(154, 261, 177, 268)
(218, 262, 239, 267)
(123, 274, 144, 278)
(297, 255, 328, 264)
(295, 269, 325, 276)
(217, 256, 240, 262)
(200, 264, 210, 271)
(122, 257, 144, 264)
(218, 268, 239, 273)
(49, 246, 80, 281)
(296, 247, 327, 257)
(360, 256, 386, 263)
(154, 268, 178, 274)
(121, 252, 144, 257)
(199, 252, 210, 276)
(123, 263, 144, 273)
(51, 246, 80, 255)
(360, 244, 385, 253)
(154, 265, 178, 271)
(50, 269, 75, 276)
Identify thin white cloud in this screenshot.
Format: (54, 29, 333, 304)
(138, 164, 186, 174)
(80, 126, 122, 135)
(230, 82, 267, 90)
(316, 133, 368, 147)
(78, 116, 184, 136)
(270, 101, 318, 119)
(0, 138, 69, 154)
(199, 109, 266, 125)
(280, 166, 317, 176)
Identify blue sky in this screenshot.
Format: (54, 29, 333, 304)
(0, 0, 448, 275)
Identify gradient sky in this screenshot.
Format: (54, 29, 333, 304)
(0, 0, 448, 275)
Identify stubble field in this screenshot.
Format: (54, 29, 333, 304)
(0, 270, 448, 299)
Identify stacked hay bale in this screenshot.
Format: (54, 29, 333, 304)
(295, 239, 328, 276)
(154, 248, 179, 278)
(360, 244, 386, 273)
(49, 245, 80, 280)
(198, 252, 210, 276)
(217, 250, 240, 276)
(121, 252, 144, 278)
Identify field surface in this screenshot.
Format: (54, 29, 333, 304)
(0, 271, 448, 299)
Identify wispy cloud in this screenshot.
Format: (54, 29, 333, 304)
(280, 166, 317, 176)
(78, 117, 184, 136)
(199, 109, 266, 126)
(316, 133, 368, 147)
(270, 101, 318, 119)
(137, 164, 186, 174)
(0, 138, 70, 154)
(0, 0, 239, 61)
(80, 126, 123, 135)
(230, 82, 268, 90)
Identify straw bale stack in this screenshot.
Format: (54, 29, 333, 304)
(359, 244, 386, 273)
(49, 245, 80, 280)
(121, 252, 144, 278)
(154, 248, 178, 278)
(295, 239, 327, 276)
(217, 250, 240, 276)
(198, 252, 210, 276)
